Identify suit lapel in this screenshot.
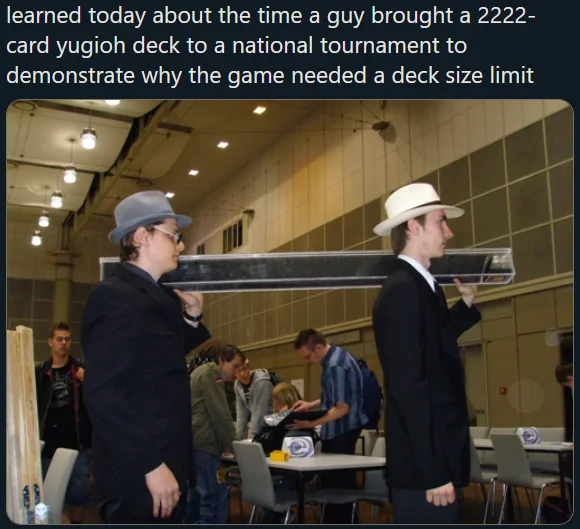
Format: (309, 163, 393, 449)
(393, 259, 446, 315)
(116, 266, 181, 332)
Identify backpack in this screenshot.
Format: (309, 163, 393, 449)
(356, 358, 384, 431)
(541, 496, 571, 523)
(268, 370, 285, 387)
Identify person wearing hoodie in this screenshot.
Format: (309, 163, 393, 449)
(234, 359, 274, 440)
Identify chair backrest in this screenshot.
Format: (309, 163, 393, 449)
(468, 435, 484, 482)
(364, 437, 388, 495)
(232, 441, 278, 509)
(43, 448, 79, 523)
(490, 433, 533, 487)
(470, 426, 490, 439)
(537, 428, 565, 442)
(483, 428, 517, 467)
(526, 428, 564, 473)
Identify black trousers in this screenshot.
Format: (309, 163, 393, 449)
(99, 494, 186, 524)
(320, 428, 362, 524)
(392, 487, 461, 524)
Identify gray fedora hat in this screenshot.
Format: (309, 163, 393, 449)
(108, 190, 191, 243)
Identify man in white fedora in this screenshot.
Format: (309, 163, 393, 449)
(371, 183, 481, 524)
(81, 190, 211, 524)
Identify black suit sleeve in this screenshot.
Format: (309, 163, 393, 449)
(378, 281, 452, 490)
(447, 299, 482, 339)
(82, 286, 166, 477)
(182, 319, 211, 355)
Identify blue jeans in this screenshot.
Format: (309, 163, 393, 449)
(185, 451, 229, 524)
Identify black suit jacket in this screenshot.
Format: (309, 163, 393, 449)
(372, 259, 481, 491)
(81, 265, 210, 507)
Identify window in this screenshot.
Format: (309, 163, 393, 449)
(222, 219, 244, 253)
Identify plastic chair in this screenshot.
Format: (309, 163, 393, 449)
(469, 435, 497, 523)
(43, 448, 79, 523)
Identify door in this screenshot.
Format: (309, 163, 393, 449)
(462, 343, 488, 426)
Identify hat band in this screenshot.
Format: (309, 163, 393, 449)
(410, 200, 441, 210)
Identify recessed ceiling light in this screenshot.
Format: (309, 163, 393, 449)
(165, 192, 175, 198)
(253, 106, 267, 115)
(189, 169, 199, 176)
(217, 141, 229, 149)
(105, 100, 121, 106)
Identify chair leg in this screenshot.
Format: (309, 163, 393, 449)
(534, 486, 546, 524)
(498, 484, 509, 524)
(350, 503, 357, 524)
(284, 509, 291, 524)
(483, 479, 495, 524)
(372, 505, 378, 524)
(248, 505, 256, 524)
(237, 488, 244, 517)
(490, 480, 496, 518)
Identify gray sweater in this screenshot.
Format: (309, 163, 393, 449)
(234, 369, 273, 439)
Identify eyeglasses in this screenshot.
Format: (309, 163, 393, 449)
(153, 226, 184, 245)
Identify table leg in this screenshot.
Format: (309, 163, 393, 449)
(558, 453, 567, 499)
(297, 472, 305, 524)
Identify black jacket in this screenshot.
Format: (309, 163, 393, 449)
(35, 355, 93, 451)
(372, 259, 481, 491)
(81, 265, 211, 507)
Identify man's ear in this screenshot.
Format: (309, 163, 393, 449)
(407, 218, 421, 235)
(132, 226, 149, 248)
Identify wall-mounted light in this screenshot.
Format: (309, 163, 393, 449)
(217, 141, 229, 149)
(31, 230, 42, 246)
(188, 169, 199, 176)
(253, 106, 267, 115)
(38, 210, 50, 227)
(165, 192, 175, 198)
(51, 191, 63, 208)
(105, 100, 120, 106)
(80, 127, 97, 150)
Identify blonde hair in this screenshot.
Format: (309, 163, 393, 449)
(272, 382, 302, 412)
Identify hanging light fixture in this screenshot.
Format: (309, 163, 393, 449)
(80, 127, 97, 149)
(63, 164, 77, 183)
(51, 191, 63, 208)
(63, 139, 77, 183)
(81, 107, 97, 149)
(38, 186, 50, 227)
(38, 210, 50, 227)
(31, 230, 42, 246)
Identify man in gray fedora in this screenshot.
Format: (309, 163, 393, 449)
(81, 190, 211, 524)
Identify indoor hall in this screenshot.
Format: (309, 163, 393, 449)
(6, 98, 573, 524)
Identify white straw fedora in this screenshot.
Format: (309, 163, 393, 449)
(109, 190, 191, 243)
(373, 183, 464, 236)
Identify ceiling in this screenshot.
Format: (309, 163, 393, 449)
(6, 99, 323, 236)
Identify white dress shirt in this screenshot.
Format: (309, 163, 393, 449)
(397, 254, 436, 292)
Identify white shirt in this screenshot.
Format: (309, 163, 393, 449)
(398, 254, 436, 292)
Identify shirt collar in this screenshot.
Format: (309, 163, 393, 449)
(321, 344, 337, 366)
(398, 254, 436, 292)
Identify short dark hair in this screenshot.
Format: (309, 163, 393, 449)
(555, 362, 573, 384)
(49, 322, 71, 339)
(390, 215, 427, 255)
(195, 338, 246, 364)
(120, 222, 164, 263)
(294, 329, 327, 350)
